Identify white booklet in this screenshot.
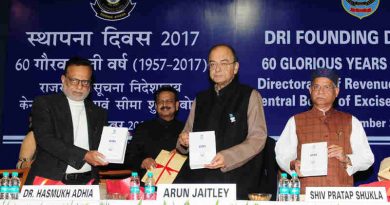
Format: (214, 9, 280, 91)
(189, 131, 216, 169)
(300, 141, 328, 177)
(98, 126, 128, 164)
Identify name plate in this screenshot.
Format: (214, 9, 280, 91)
(20, 185, 100, 200)
(305, 187, 387, 202)
(157, 184, 236, 201)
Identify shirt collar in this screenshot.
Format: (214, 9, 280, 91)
(311, 106, 335, 117)
(214, 78, 238, 96)
(157, 117, 176, 125)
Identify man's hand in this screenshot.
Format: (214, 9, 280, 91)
(328, 144, 351, 168)
(84, 150, 109, 166)
(205, 153, 225, 169)
(328, 144, 349, 162)
(178, 132, 189, 147)
(141, 158, 156, 170)
(290, 159, 303, 177)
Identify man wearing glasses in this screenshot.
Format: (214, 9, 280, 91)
(177, 44, 268, 199)
(275, 68, 374, 192)
(129, 86, 184, 177)
(26, 57, 109, 184)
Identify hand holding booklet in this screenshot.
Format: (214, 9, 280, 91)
(189, 131, 216, 169)
(98, 126, 128, 164)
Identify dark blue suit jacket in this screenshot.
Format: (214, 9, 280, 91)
(26, 93, 107, 184)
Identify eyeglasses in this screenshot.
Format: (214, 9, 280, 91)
(311, 84, 335, 92)
(208, 61, 235, 70)
(66, 76, 91, 87)
(156, 99, 175, 105)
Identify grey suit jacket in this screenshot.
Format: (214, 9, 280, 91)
(26, 93, 107, 184)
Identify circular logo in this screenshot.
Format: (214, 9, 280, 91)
(107, 0, 120, 4)
(91, 0, 136, 21)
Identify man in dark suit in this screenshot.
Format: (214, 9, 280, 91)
(129, 86, 184, 177)
(177, 44, 267, 199)
(26, 57, 109, 185)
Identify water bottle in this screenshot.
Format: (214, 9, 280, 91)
(144, 172, 156, 200)
(278, 173, 290, 201)
(129, 172, 141, 200)
(290, 171, 300, 201)
(0, 172, 10, 200)
(10, 172, 21, 200)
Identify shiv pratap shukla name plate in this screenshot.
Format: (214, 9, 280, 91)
(300, 141, 328, 177)
(20, 185, 100, 200)
(189, 131, 216, 169)
(306, 187, 387, 202)
(98, 126, 128, 164)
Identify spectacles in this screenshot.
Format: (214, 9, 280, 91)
(156, 99, 175, 105)
(311, 84, 335, 92)
(208, 61, 235, 70)
(66, 76, 91, 87)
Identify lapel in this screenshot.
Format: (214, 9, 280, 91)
(58, 93, 74, 144)
(84, 100, 96, 150)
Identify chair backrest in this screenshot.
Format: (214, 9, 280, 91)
(98, 169, 132, 199)
(99, 169, 132, 182)
(99, 169, 131, 177)
(0, 168, 30, 189)
(258, 137, 278, 201)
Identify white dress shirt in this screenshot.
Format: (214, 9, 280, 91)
(275, 115, 374, 176)
(65, 98, 91, 173)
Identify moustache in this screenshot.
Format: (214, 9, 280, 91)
(160, 106, 171, 110)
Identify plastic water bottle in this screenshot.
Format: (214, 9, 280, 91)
(0, 172, 10, 200)
(10, 172, 21, 200)
(278, 173, 290, 201)
(290, 171, 300, 201)
(129, 172, 141, 200)
(144, 172, 156, 200)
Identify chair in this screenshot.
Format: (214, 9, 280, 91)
(257, 137, 278, 201)
(99, 169, 132, 179)
(0, 168, 30, 189)
(98, 169, 132, 199)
